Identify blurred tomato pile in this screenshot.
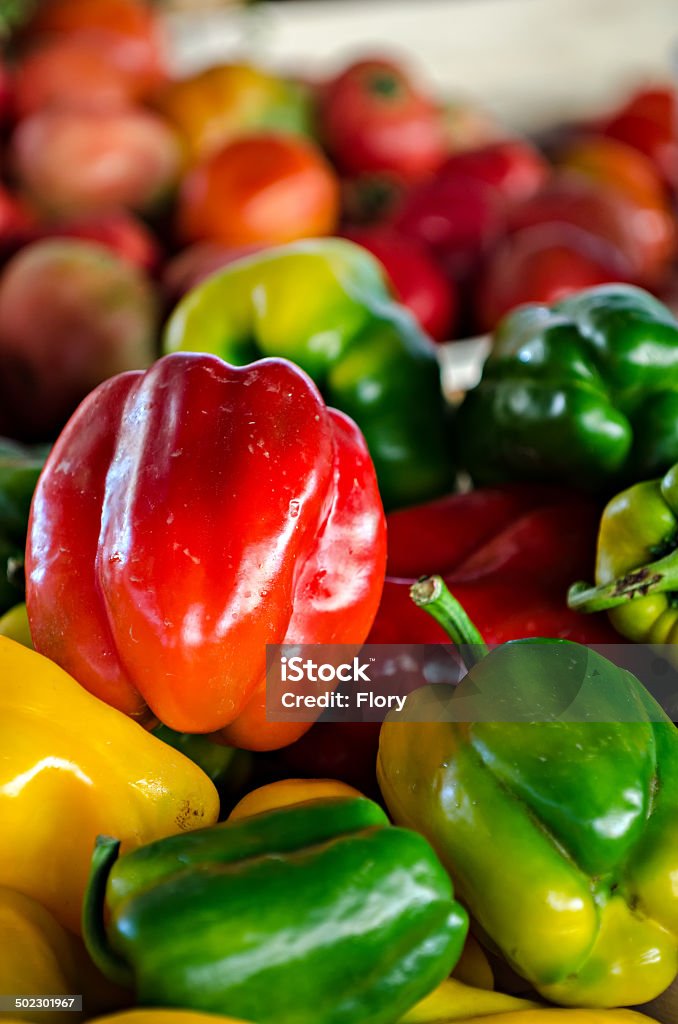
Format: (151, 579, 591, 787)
(0, 0, 676, 443)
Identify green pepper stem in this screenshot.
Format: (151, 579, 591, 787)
(568, 548, 678, 613)
(81, 836, 134, 990)
(410, 575, 489, 669)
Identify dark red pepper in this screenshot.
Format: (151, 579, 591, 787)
(370, 485, 619, 645)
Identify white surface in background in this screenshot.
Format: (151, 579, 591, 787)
(167, 0, 678, 130)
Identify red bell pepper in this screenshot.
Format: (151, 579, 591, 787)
(26, 352, 387, 751)
(369, 484, 619, 644)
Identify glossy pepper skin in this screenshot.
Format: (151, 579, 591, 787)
(227, 779, 502, 995)
(163, 238, 452, 510)
(227, 777, 363, 820)
(568, 462, 678, 641)
(399, 981, 535, 1022)
(369, 484, 619, 645)
(83, 797, 468, 1024)
(378, 578, 678, 1008)
(0, 637, 219, 934)
(0, 887, 128, 1023)
(26, 352, 385, 751)
(459, 284, 678, 492)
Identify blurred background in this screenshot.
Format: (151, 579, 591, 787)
(164, 0, 677, 129)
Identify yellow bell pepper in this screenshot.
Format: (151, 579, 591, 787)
(0, 637, 219, 934)
(82, 997, 554, 1024)
(0, 887, 128, 1023)
(87, 1015, 249, 1024)
(86, 1011, 248, 1019)
(400, 979, 538, 1022)
(228, 778, 363, 820)
(451, 1013, 655, 1024)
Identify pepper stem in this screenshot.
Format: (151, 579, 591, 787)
(410, 575, 489, 669)
(81, 836, 134, 990)
(568, 548, 678, 613)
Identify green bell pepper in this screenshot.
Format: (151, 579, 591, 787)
(0, 439, 48, 614)
(568, 462, 678, 641)
(83, 796, 468, 1024)
(163, 238, 453, 510)
(378, 576, 678, 1008)
(458, 284, 678, 491)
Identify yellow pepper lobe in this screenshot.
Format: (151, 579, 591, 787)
(0, 886, 128, 1022)
(228, 778, 363, 820)
(0, 638, 219, 934)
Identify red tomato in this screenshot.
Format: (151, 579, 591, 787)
(507, 175, 642, 279)
(476, 223, 634, 331)
(559, 135, 675, 285)
(177, 133, 340, 246)
(602, 86, 678, 190)
(392, 173, 505, 281)
(343, 226, 455, 341)
(12, 107, 181, 216)
(319, 57, 447, 180)
(31, 210, 160, 272)
(440, 138, 549, 204)
(0, 238, 158, 440)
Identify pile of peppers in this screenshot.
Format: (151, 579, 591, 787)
(3, 239, 678, 1024)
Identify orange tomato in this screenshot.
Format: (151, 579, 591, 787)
(178, 133, 340, 246)
(559, 136, 676, 285)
